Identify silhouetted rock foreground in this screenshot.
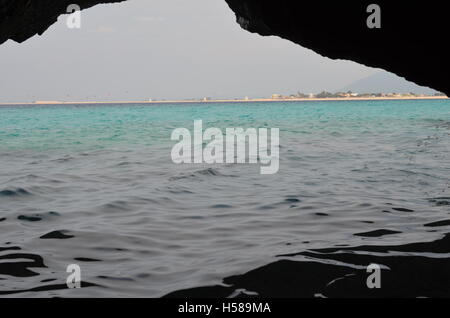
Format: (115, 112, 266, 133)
(224, 1, 450, 96)
(0, 0, 125, 44)
(164, 233, 450, 298)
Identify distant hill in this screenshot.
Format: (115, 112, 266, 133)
(339, 71, 439, 95)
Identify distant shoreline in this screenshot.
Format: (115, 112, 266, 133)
(0, 95, 448, 106)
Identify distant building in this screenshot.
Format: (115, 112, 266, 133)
(271, 94, 283, 99)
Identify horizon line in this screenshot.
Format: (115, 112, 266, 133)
(0, 95, 449, 106)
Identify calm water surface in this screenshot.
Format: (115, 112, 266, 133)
(1, 100, 450, 297)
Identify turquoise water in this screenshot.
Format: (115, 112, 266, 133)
(1, 99, 449, 150)
(1, 99, 450, 297)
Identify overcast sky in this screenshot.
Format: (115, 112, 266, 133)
(0, 0, 381, 102)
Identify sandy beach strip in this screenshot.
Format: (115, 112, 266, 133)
(0, 95, 448, 106)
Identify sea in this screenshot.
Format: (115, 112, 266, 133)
(1, 99, 450, 297)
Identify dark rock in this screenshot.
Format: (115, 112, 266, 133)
(224, 0, 450, 95)
(0, 0, 126, 44)
(165, 233, 450, 298)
